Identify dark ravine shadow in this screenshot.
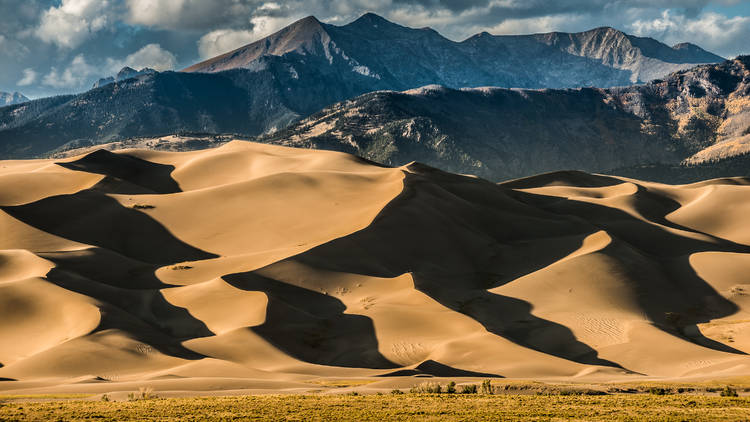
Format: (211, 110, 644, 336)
(2, 190, 217, 265)
(223, 271, 398, 369)
(56, 149, 182, 194)
(288, 168, 631, 371)
(379, 360, 503, 378)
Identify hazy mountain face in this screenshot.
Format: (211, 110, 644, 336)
(261, 56, 750, 183)
(0, 92, 29, 106)
(186, 13, 723, 88)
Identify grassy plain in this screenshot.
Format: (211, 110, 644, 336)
(1, 392, 749, 421)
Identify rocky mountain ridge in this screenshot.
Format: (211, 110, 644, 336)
(259, 56, 750, 182)
(92, 67, 157, 89)
(187, 13, 723, 88)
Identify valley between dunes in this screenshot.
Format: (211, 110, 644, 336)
(1, 140, 749, 396)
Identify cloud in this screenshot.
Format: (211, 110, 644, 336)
(5, 0, 750, 97)
(483, 14, 587, 35)
(17, 69, 38, 86)
(42, 55, 98, 88)
(106, 43, 178, 72)
(126, 0, 256, 30)
(36, 0, 112, 48)
(197, 15, 295, 59)
(0, 33, 31, 57)
(629, 10, 750, 57)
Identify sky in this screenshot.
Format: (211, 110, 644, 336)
(1, 0, 749, 98)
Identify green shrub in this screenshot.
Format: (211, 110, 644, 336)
(446, 381, 456, 394)
(390, 389, 404, 395)
(139, 387, 154, 400)
(460, 384, 478, 394)
(480, 380, 493, 395)
(648, 387, 670, 396)
(410, 382, 442, 394)
(720, 386, 738, 397)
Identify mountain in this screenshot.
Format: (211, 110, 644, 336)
(0, 14, 724, 159)
(0, 91, 29, 106)
(0, 67, 354, 158)
(92, 67, 158, 89)
(1, 142, 749, 386)
(186, 13, 723, 88)
(260, 56, 750, 183)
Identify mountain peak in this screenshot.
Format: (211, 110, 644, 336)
(673, 42, 697, 50)
(183, 14, 330, 73)
(347, 12, 403, 30)
(354, 12, 390, 24)
(583, 26, 628, 38)
(671, 42, 724, 60)
(291, 15, 322, 29)
(0, 91, 29, 106)
(590, 26, 619, 33)
(117, 67, 138, 79)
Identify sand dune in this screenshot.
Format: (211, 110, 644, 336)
(0, 141, 749, 394)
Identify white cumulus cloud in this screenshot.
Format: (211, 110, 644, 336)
(126, 0, 255, 30)
(17, 68, 38, 86)
(36, 0, 112, 49)
(42, 54, 98, 89)
(106, 43, 178, 72)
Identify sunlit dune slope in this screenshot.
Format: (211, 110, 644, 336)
(1, 141, 749, 389)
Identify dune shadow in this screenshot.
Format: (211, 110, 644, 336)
(288, 168, 631, 370)
(501, 170, 626, 190)
(2, 190, 217, 265)
(223, 271, 398, 369)
(0, 362, 15, 381)
(1, 183, 220, 363)
(506, 187, 747, 355)
(39, 248, 169, 290)
(57, 149, 182, 194)
(35, 251, 213, 361)
(379, 360, 503, 378)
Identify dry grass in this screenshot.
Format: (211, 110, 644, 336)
(306, 379, 379, 388)
(0, 393, 748, 421)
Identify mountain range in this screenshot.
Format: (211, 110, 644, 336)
(253, 55, 750, 182)
(186, 13, 722, 88)
(0, 91, 28, 107)
(0, 13, 726, 162)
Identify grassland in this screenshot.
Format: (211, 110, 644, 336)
(1, 393, 749, 421)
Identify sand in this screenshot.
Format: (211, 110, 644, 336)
(0, 141, 749, 396)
